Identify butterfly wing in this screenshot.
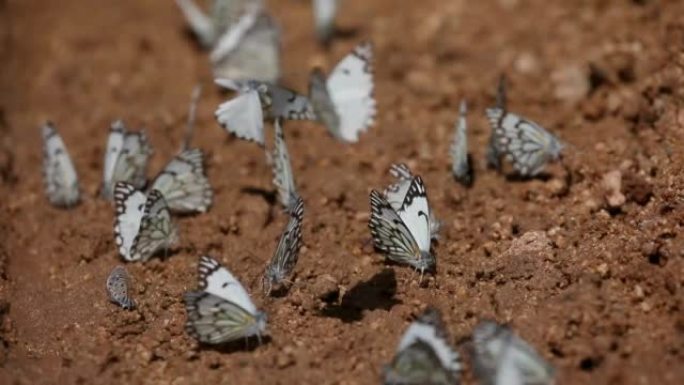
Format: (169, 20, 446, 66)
(313, 0, 338, 43)
(266, 84, 316, 121)
(397, 308, 461, 375)
(324, 41, 376, 142)
(211, 0, 263, 36)
(184, 291, 264, 344)
(383, 163, 414, 211)
(309, 68, 341, 137)
(175, 0, 216, 47)
(212, 12, 280, 83)
(102, 120, 125, 198)
(108, 129, 153, 197)
(215, 88, 265, 144)
(263, 196, 304, 293)
(384, 340, 456, 385)
(197, 256, 257, 314)
(271, 119, 298, 210)
(150, 148, 213, 213)
(396, 177, 432, 253)
(42, 122, 80, 207)
(106, 266, 135, 310)
(113, 182, 147, 261)
(130, 190, 178, 262)
(450, 100, 473, 186)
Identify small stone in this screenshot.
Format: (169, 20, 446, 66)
(596, 263, 610, 278)
(552, 65, 589, 103)
(602, 170, 625, 209)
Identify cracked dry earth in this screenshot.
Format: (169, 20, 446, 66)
(1, 0, 684, 384)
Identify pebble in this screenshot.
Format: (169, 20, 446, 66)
(552, 65, 589, 103)
(602, 170, 625, 209)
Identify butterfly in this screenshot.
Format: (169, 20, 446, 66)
(485, 107, 563, 177)
(262, 196, 304, 295)
(211, 11, 280, 83)
(271, 118, 299, 211)
(308, 41, 376, 142)
(184, 255, 267, 344)
(149, 149, 213, 214)
(106, 265, 136, 310)
(175, 0, 264, 48)
(113, 182, 178, 262)
(383, 164, 440, 240)
(369, 175, 435, 274)
(450, 100, 473, 186)
(486, 75, 507, 171)
(313, 0, 338, 44)
(41, 121, 80, 208)
(101, 120, 153, 200)
(384, 308, 461, 385)
(214, 79, 315, 145)
(472, 321, 555, 385)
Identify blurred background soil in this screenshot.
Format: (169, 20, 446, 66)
(1, 0, 683, 384)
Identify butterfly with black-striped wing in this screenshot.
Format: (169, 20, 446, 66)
(384, 308, 461, 385)
(369, 175, 435, 274)
(383, 164, 440, 240)
(215, 79, 315, 145)
(41, 122, 80, 208)
(150, 149, 213, 214)
(309, 41, 376, 142)
(184, 256, 267, 344)
(113, 182, 178, 262)
(271, 119, 299, 211)
(262, 196, 304, 295)
(102, 120, 153, 199)
(472, 321, 555, 385)
(175, 0, 263, 48)
(450, 100, 473, 186)
(486, 107, 563, 177)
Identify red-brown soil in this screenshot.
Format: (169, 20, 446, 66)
(1, 0, 684, 384)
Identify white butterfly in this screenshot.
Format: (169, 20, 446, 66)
(102, 120, 153, 200)
(472, 321, 555, 385)
(486, 108, 563, 177)
(308, 41, 376, 142)
(384, 308, 461, 385)
(149, 149, 213, 214)
(313, 0, 338, 44)
(113, 182, 178, 262)
(262, 196, 304, 295)
(383, 164, 440, 240)
(486, 75, 507, 171)
(211, 11, 280, 83)
(271, 118, 299, 211)
(175, 0, 264, 48)
(106, 265, 136, 310)
(450, 100, 473, 186)
(369, 176, 435, 274)
(214, 79, 315, 145)
(184, 256, 267, 344)
(41, 121, 80, 208)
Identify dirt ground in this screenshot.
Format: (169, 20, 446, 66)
(1, 0, 684, 384)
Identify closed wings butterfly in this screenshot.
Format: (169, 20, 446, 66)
(211, 10, 280, 83)
(313, 0, 338, 44)
(384, 308, 461, 385)
(113, 182, 178, 262)
(184, 256, 267, 344)
(383, 164, 440, 240)
(102, 120, 153, 199)
(262, 196, 304, 295)
(472, 321, 555, 385)
(450, 100, 473, 186)
(175, 0, 264, 48)
(309, 41, 376, 142)
(106, 266, 136, 310)
(215, 79, 315, 145)
(486, 107, 563, 177)
(369, 176, 435, 274)
(41, 122, 80, 208)
(150, 148, 213, 214)
(271, 119, 299, 211)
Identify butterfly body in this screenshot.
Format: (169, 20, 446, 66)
(271, 119, 299, 211)
(450, 100, 473, 186)
(102, 120, 152, 199)
(262, 196, 304, 295)
(486, 108, 563, 177)
(114, 182, 178, 262)
(41, 122, 80, 208)
(384, 308, 461, 385)
(472, 321, 555, 385)
(185, 256, 267, 344)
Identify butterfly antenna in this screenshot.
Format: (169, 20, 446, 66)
(496, 74, 507, 111)
(182, 84, 203, 151)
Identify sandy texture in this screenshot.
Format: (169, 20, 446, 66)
(1, 0, 684, 384)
